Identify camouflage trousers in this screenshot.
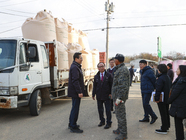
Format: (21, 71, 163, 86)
(115, 102, 127, 136)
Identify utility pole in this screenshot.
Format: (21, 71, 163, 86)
(157, 37, 162, 64)
(105, 1, 114, 68)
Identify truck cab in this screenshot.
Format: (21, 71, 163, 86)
(0, 38, 94, 116)
(0, 38, 50, 115)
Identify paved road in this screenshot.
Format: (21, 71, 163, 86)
(0, 83, 183, 140)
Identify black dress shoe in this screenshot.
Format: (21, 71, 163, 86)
(98, 122, 105, 127)
(70, 127, 83, 133)
(68, 124, 80, 129)
(104, 124, 111, 129)
(150, 116, 158, 124)
(139, 118, 149, 122)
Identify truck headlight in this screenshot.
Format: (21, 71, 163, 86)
(10, 87, 18, 95)
(0, 87, 9, 95)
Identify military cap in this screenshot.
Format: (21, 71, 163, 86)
(114, 53, 125, 62)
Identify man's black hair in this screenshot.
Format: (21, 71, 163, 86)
(150, 64, 154, 67)
(179, 65, 186, 77)
(139, 60, 147, 64)
(167, 63, 172, 69)
(73, 52, 82, 61)
(97, 62, 105, 67)
(157, 64, 167, 74)
(109, 58, 114, 62)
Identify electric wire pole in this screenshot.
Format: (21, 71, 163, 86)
(105, 1, 114, 68)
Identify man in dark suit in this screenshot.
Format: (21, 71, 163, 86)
(167, 63, 174, 82)
(92, 62, 113, 129)
(68, 52, 84, 133)
(129, 65, 135, 86)
(107, 58, 116, 112)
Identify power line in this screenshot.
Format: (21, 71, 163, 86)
(0, 0, 11, 2)
(2, 8, 35, 14)
(66, 13, 105, 21)
(111, 20, 155, 45)
(114, 13, 186, 20)
(0, 11, 30, 17)
(73, 19, 104, 24)
(73, 0, 104, 20)
(82, 23, 186, 31)
(0, 0, 38, 8)
(115, 8, 186, 15)
(0, 26, 21, 34)
(0, 20, 24, 25)
(79, 0, 103, 17)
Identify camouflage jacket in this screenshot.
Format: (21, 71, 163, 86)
(112, 63, 130, 102)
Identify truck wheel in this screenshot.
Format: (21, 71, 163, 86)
(29, 90, 42, 116)
(86, 81, 93, 97)
(134, 77, 138, 83)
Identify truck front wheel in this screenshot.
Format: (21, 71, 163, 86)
(29, 90, 42, 116)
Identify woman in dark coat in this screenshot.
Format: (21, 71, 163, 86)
(168, 65, 186, 140)
(154, 64, 171, 134)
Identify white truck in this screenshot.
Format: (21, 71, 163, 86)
(0, 38, 94, 116)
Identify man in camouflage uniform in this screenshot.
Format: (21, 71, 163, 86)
(112, 54, 130, 140)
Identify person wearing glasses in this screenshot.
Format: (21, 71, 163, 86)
(92, 62, 113, 129)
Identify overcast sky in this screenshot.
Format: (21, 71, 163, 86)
(1, 0, 186, 57)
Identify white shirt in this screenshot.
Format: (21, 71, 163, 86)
(100, 71, 105, 80)
(109, 66, 115, 70)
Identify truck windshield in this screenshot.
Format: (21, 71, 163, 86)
(0, 40, 17, 70)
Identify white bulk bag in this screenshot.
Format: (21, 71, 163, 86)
(81, 49, 93, 69)
(56, 41, 69, 70)
(67, 43, 82, 67)
(55, 18, 68, 45)
(68, 24, 79, 44)
(22, 10, 56, 42)
(78, 31, 90, 50)
(91, 49, 99, 69)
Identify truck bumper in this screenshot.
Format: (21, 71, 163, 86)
(0, 96, 17, 109)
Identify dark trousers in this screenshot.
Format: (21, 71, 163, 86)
(142, 93, 156, 119)
(69, 97, 81, 129)
(174, 116, 184, 140)
(157, 103, 170, 130)
(97, 100, 112, 124)
(130, 77, 133, 86)
(110, 99, 114, 111)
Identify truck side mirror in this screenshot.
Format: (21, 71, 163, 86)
(28, 47, 36, 58)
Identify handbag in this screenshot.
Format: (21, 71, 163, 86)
(169, 89, 172, 97)
(152, 92, 164, 102)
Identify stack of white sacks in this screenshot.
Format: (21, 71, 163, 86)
(21, 10, 99, 73)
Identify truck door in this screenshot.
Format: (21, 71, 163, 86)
(40, 45, 50, 84)
(19, 43, 42, 95)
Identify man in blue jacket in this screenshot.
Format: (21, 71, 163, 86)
(139, 60, 158, 124)
(68, 52, 84, 133)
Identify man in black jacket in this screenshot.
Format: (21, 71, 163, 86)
(107, 58, 116, 112)
(92, 62, 113, 129)
(129, 65, 135, 86)
(68, 52, 84, 133)
(167, 63, 174, 82)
